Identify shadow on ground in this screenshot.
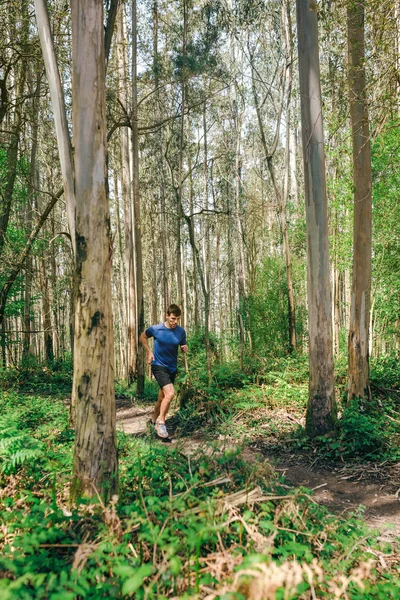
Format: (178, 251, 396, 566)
(116, 398, 400, 538)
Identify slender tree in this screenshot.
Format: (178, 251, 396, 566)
(296, 0, 336, 436)
(132, 0, 145, 395)
(34, 0, 117, 500)
(347, 0, 372, 403)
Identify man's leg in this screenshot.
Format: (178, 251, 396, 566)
(152, 388, 164, 423)
(158, 383, 175, 424)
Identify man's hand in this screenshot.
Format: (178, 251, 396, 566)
(180, 345, 188, 353)
(147, 352, 154, 364)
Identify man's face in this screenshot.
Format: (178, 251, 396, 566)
(166, 313, 180, 328)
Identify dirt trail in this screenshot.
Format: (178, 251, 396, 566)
(271, 458, 400, 538)
(116, 400, 400, 538)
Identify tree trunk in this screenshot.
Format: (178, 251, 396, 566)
(114, 171, 127, 378)
(117, 8, 136, 385)
(289, 126, 299, 209)
(33, 0, 76, 252)
(113, 168, 128, 366)
(188, 151, 199, 325)
(39, 257, 54, 362)
(70, 0, 117, 500)
(296, 0, 336, 436)
(132, 0, 145, 396)
(234, 104, 246, 369)
(153, 0, 169, 314)
(202, 99, 212, 385)
(0, 57, 26, 258)
(1, 320, 6, 368)
(175, 0, 187, 324)
(347, 0, 372, 403)
(24, 69, 42, 361)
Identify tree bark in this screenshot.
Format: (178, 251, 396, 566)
(175, 0, 188, 325)
(347, 0, 372, 403)
(70, 0, 117, 500)
(39, 257, 54, 362)
(132, 0, 145, 395)
(104, 0, 119, 68)
(33, 0, 76, 252)
(296, 0, 336, 436)
(0, 50, 27, 259)
(117, 7, 136, 385)
(202, 99, 212, 384)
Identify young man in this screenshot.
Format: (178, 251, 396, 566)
(140, 304, 188, 441)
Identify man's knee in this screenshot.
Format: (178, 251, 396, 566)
(162, 386, 174, 402)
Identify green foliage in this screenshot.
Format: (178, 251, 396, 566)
(0, 392, 71, 479)
(246, 257, 307, 359)
(372, 120, 400, 352)
(0, 413, 45, 475)
(115, 378, 160, 403)
(0, 362, 400, 599)
(0, 357, 73, 396)
(295, 397, 400, 464)
(339, 400, 390, 457)
(247, 257, 288, 356)
(172, 1, 227, 79)
(370, 354, 400, 391)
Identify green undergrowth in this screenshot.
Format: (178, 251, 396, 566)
(0, 357, 73, 397)
(1, 390, 400, 598)
(171, 353, 400, 465)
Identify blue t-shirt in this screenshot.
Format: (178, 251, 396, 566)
(145, 323, 187, 372)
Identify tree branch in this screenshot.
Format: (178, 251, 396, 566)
(105, 0, 119, 68)
(0, 191, 61, 325)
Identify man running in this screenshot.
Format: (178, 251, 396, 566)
(140, 304, 188, 441)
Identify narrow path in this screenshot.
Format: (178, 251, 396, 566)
(116, 399, 400, 538)
(271, 458, 400, 539)
(116, 400, 153, 435)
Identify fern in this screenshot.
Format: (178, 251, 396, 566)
(0, 413, 45, 474)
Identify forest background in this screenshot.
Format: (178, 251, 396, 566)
(1, 0, 400, 598)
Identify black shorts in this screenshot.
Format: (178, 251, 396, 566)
(151, 365, 177, 389)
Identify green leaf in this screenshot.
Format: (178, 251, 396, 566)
(169, 556, 181, 576)
(113, 565, 137, 578)
(121, 565, 154, 595)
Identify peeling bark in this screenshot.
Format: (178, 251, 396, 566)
(297, 0, 336, 436)
(347, 0, 372, 403)
(70, 0, 117, 500)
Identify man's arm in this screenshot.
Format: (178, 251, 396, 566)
(140, 331, 154, 364)
(180, 330, 188, 353)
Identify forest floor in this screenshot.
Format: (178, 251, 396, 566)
(116, 398, 400, 539)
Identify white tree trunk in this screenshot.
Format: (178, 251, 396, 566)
(297, 0, 336, 436)
(347, 0, 372, 403)
(71, 0, 117, 499)
(33, 0, 76, 252)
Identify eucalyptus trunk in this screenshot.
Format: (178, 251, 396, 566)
(202, 100, 212, 385)
(176, 0, 187, 324)
(296, 0, 336, 436)
(23, 77, 39, 360)
(347, 0, 372, 403)
(132, 0, 145, 395)
(70, 0, 117, 499)
(39, 257, 54, 362)
(117, 8, 137, 385)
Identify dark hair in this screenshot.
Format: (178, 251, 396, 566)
(167, 304, 181, 317)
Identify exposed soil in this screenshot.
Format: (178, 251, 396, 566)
(268, 456, 400, 539)
(116, 398, 400, 539)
